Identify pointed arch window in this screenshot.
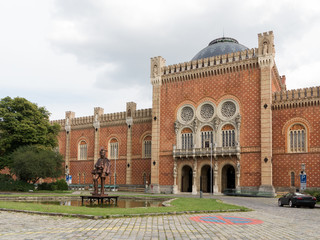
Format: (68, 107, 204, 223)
(201, 126, 214, 148)
(143, 135, 152, 158)
(289, 124, 306, 153)
(78, 140, 87, 160)
(181, 128, 193, 150)
(109, 138, 119, 159)
(290, 172, 295, 187)
(222, 124, 235, 147)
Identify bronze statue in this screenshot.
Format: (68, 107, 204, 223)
(91, 148, 111, 196)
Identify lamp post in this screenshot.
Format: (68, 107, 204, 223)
(210, 142, 213, 195)
(114, 146, 117, 191)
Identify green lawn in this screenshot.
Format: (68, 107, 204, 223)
(0, 197, 249, 218)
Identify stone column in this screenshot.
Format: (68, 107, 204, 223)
(213, 161, 219, 193)
(236, 160, 241, 192)
(192, 158, 197, 195)
(93, 107, 104, 164)
(64, 111, 75, 175)
(172, 157, 178, 194)
(149, 56, 166, 194)
(257, 31, 276, 196)
(126, 102, 135, 184)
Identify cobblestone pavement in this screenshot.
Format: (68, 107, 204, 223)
(0, 196, 319, 240)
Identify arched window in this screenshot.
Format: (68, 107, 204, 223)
(222, 124, 235, 147)
(78, 140, 87, 160)
(142, 135, 152, 158)
(201, 126, 213, 148)
(109, 138, 119, 159)
(181, 128, 193, 150)
(289, 124, 306, 152)
(290, 172, 295, 187)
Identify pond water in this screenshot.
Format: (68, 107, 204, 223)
(20, 197, 165, 208)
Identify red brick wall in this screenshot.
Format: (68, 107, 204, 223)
(70, 160, 93, 184)
(272, 104, 320, 187)
(159, 68, 262, 186)
(131, 122, 152, 156)
(58, 132, 66, 156)
(69, 128, 95, 160)
(58, 120, 152, 185)
(159, 155, 174, 185)
(100, 125, 127, 156)
(240, 153, 261, 186)
(131, 158, 151, 185)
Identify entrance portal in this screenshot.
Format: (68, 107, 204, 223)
(221, 164, 235, 193)
(200, 165, 213, 193)
(181, 165, 193, 192)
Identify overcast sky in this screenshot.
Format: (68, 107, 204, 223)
(1, 0, 320, 120)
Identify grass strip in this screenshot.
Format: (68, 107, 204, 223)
(0, 197, 249, 218)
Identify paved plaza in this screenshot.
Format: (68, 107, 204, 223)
(0, 195, 319, 239)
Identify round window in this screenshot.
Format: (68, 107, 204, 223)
(221, 101, 236, 118)
(181, 106, 194, 122)
(200, 104, 214, 120)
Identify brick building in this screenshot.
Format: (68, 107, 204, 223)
(52, 31, 320, 195)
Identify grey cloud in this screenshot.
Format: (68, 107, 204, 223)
(50, 0, 320, 91)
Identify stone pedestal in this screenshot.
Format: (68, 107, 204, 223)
(148, 184, 160, 194)
(173, 185, 178, 194)
(192, 184, 197, 195)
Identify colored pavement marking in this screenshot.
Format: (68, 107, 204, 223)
(190, 216, 263, 225)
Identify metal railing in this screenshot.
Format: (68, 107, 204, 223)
(173, 146, 240, 158)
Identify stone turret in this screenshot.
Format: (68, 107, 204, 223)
(258, 31, 276, 196)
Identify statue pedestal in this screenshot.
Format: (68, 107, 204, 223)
(173, 185, 178, 194)
(213, 185, 219, 194)
(192, 184, 197, 195)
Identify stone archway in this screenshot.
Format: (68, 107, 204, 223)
(181, 165, 193, 192)
(200, 165, 213, 193)
(221, 164, 235, 193)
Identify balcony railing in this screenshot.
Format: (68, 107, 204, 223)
(173, 146, 240, 159)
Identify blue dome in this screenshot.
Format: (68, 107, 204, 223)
(192, 37, 248, 61)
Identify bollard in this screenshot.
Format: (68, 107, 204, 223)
(200, 191, 203, 198)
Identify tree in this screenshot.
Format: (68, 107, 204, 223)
(10, 145, 64, 184)
(0, 97, 60, 169)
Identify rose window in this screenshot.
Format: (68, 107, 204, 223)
(221, 101, 236, 118)
(200, 104, 214, 120)
(181, 106, 194, 122)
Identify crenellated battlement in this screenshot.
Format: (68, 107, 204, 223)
(51, 108, 152, 128)
(161, 48, 258, 79)
(272, 86, 320, 110)
(51, 119, 66, 126)
(133, 108, 152, 118)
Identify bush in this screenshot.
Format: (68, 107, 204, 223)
(0, 174, 34, 192)
(55, 179, 68, 190)
(37, 179, 68, 191)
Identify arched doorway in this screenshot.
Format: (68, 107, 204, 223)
(221, 164, 235, 192)
(181, 165, 193, 192)
(200, 165, 213, 193)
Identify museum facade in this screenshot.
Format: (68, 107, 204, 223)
(52, 31, 320, 195)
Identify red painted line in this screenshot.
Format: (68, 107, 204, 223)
(189, 216, 263, 225)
